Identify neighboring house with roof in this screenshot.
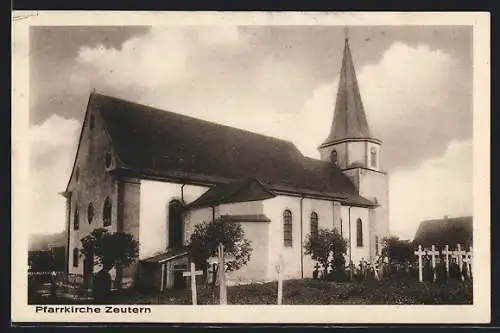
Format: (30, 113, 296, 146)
(61, 37, 389, 291)
(413, 216, 473, 250)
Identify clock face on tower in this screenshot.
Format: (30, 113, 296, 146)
(330, 149, 338, 165)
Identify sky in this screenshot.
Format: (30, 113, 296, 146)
(28, 25, 473, 240)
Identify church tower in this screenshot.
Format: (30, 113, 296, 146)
(318, 35, 390, 255)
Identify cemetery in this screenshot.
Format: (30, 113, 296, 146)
(29, 240, 473, 305)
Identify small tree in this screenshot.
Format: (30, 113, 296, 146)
(304, 228, 347, 280)
(381, 236, 413, 264)
(80, 228, 139, 291)
(188, 219, 252, 287)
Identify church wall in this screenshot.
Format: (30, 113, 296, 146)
(184, 207, 213, 243)
(226, 221, 269, 284)
(219, 201, 263, 216)
(263, 195, 303, 280)
(67, 104, 119, 278)
(358, 168, 390, 247)
(346, 141, 366, 167)
(120, 179, 141, 285)
(319, 142, 348, 169)
(261, 195, 375, 280)
(138, 180, 209, 259)
(339, 206, 371, 263)
(301, 198, 335, 278)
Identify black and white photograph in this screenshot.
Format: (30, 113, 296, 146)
(12, 11, 490, 324)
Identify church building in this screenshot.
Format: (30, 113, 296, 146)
(62, 37, 389, 291)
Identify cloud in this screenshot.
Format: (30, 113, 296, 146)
(29, 115, 80, 235)
(70, 26, 248, 95)
(298, 42, 471, 168)
(389, 139, 472, 240)
(29, 32, 472, 239)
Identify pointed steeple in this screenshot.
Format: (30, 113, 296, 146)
(321, 36, 374, 147)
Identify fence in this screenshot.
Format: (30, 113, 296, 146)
(28, 271, 90, 303)
(312, 244, 473, 283)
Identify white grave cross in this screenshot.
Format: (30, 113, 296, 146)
(183, 262, 203, 305)
(427, 245, 440, 282)
(442, 245, 453, 278)
(454, 243, 466, 281)
(464, 246, 473, 279)
(217, 243, 227, 305)
(414, 245, 426, 282)
(275, 254, 284, 305)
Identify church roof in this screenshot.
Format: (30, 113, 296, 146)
(89, 92, 375, 206)
(412, 216, 473, 248)
(187, 178, 276, 209)
(320, 38, 378, 147)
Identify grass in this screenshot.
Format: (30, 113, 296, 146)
(31, 277, 473, 305)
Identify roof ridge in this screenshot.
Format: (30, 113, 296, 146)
(93, 92, 303, 151)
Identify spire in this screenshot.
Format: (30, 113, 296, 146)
(321, 35, 373, 147)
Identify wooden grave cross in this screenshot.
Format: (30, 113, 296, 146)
(275, 254, 284, 305)
(453, 243, 466, 281)
(414, 245, 426, 282)
(217, 243, 227, 305)
(442, 244, 453, 278)
(183, 262, 203, 305)
(427, 245, 440, 282)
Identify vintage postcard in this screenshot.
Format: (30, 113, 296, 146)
(12, 11, 490, 324)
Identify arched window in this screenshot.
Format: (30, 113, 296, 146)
(330, 149, 338, 165)
(103, 197, 112, 227)
(310, 212, 319, 238)
(87, 202, 94, 225)
(168, 200, 184, 248)
(73, 207, 79, 230)
(283, 209, 293, 247)
(73, 248, 79, 267)
(370, 147, 377, 168)
(356, 218, 363, 247)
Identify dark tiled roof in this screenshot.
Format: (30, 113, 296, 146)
(187, 178, 276, 209)
(321, 39, 377, 147)
(219, 214, 271, 223)
(412, 216, 473, 248)
(92, 92, 373, 205)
